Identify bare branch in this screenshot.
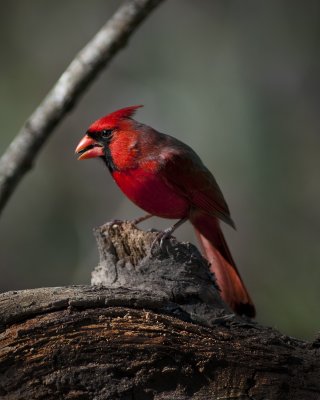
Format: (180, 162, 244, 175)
(0, 0, 164, 216)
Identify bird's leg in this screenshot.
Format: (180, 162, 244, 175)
(109, 214, 152, 227)
(151, 217, 188, 250)
(131, 214, 153, 225)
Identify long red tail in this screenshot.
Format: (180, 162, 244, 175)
(190, 212, 255, 317)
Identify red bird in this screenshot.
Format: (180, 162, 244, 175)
(75, 105, 255, 317)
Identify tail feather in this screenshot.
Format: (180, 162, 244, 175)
(191, 212, 255, 318)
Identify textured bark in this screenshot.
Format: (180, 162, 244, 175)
(0, 222, 319, 399)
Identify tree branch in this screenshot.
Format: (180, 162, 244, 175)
(0, 0, 164, 216)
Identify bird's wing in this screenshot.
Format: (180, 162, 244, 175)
(161, 147, 235, 228)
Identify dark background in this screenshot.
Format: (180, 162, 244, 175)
(0, 0, 319, 338)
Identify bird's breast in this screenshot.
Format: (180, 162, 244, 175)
(112, 169, 189, 219)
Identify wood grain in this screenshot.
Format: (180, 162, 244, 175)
(0, 222, 319, 399)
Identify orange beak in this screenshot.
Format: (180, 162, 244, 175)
(75, 134, 104, 160)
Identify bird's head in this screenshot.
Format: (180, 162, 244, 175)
(75, 105, 143, 160)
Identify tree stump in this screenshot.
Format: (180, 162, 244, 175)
(0, 221, 319, 399)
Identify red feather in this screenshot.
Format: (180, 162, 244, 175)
(88, 105, 143, 132)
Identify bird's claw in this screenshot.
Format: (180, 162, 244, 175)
(149, 218, 188, 255)
(150, 229, 172, 254)
(107, 215, 152, 227)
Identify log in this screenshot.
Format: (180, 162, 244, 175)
(0, 221, 319, 399)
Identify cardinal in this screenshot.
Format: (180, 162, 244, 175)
(75, 105, 255, 317)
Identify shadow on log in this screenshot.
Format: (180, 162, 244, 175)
(0, 222, 319, 399)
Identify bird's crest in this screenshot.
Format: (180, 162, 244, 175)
(89, 105, 143, 132)
(107, 105, 143, 121)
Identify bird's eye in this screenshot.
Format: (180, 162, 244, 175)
(101, 129, 113, 138)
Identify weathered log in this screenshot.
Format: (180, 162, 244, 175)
(0, 222, 319, 399)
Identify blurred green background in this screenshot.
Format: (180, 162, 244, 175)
(0, 0, 319, 339)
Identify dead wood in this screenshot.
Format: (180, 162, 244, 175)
(0, 222, 319, 399)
